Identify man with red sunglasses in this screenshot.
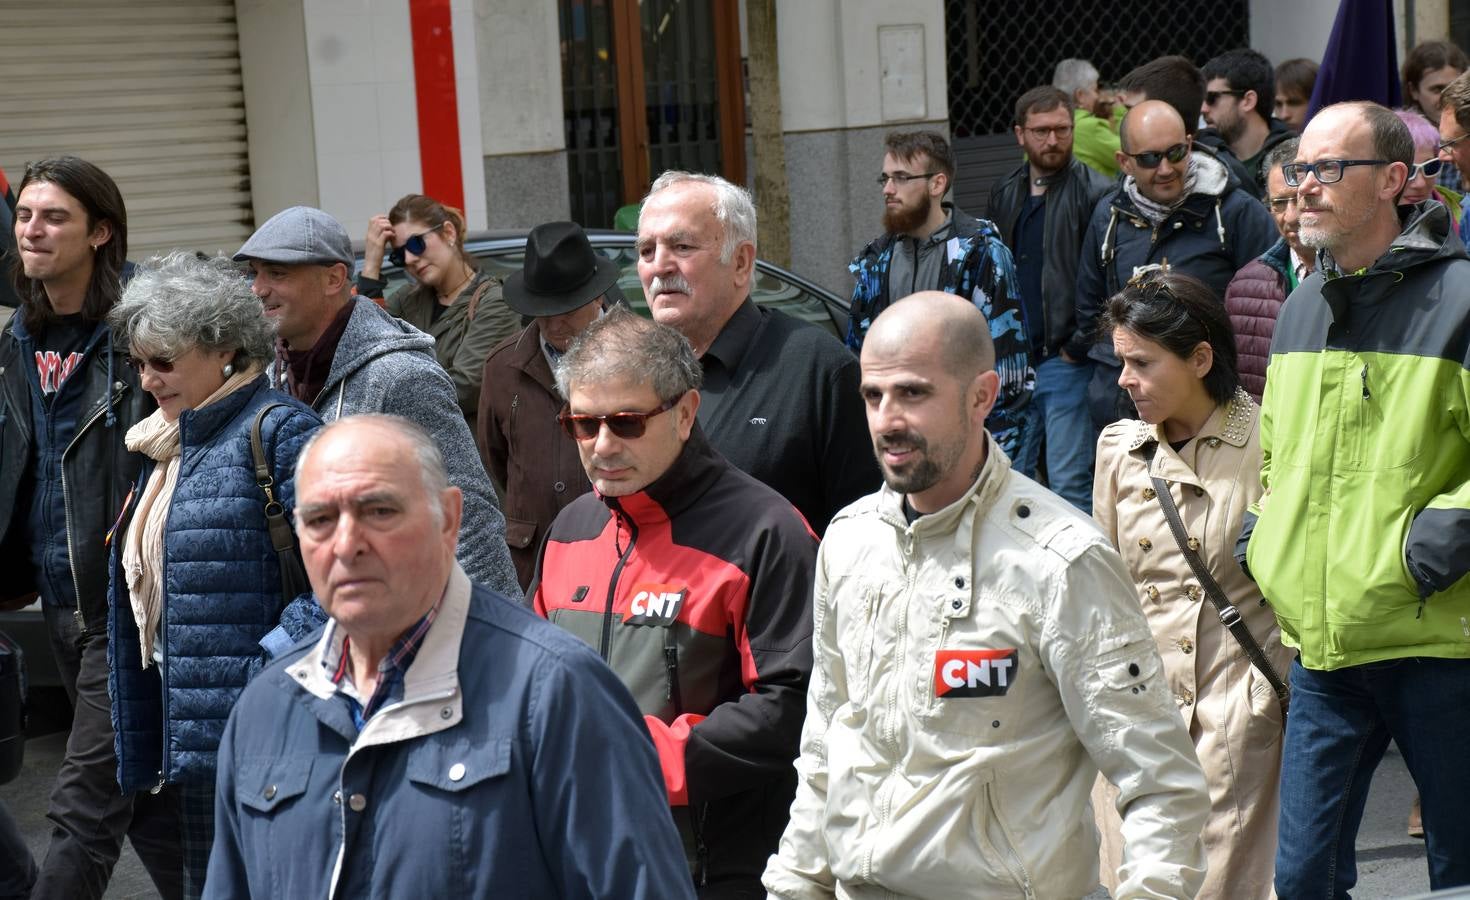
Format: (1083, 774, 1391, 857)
(531, 307, 816, 898)
(1072, 100, 1275, 433)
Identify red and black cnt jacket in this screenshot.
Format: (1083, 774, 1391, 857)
(531, 424, 816, 887)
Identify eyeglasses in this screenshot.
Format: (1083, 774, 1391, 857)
(1281, 159, 1389, 187)
(1437, 133, 1470, 154)
(388, 221, 447, 267)
(1409, 158, 1444, 181)
(876, 172, 938, 187)
(1023, 125, 1074, 140)
(126, 354, 175, 374)
(557, 395, 681, 441)
(1203, 89, 1246, 105)
(1266, 194, 1298, 213)
(1126, 142, 1189, 169)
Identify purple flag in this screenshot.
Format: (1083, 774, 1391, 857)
(1306, 0, 1402, 122)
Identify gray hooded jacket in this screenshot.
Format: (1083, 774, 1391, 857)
(271, 298, 517, 595)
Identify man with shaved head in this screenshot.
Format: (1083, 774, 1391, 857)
(1072, 100, 1275, 432)
(1237, 101, 1470, 896)
(764, 292, 1209, 899)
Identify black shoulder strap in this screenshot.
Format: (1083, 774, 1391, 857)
(1146, 444, 1290, 717)
(251, 403, 313, 605)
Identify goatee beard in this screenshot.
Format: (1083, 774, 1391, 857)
(883, 192, 933, 235)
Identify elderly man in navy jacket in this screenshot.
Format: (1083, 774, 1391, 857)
(206, 415, 690, 899)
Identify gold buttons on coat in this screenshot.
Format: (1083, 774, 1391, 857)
(1146, 585, 1160, 602)
(1178, 688, 1195, 705)
(1142, 487, 1156, 500)
(1187, 537, 1201, 551)
(1186, 585, 1202, 601)
(1139, 538, 1153, 551)
(1193, 485, 1205, 497)
(1178, 637, 1194, 654)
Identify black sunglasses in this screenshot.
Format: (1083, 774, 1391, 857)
(388, 221, 447, 268)
(1203, 89, 1246, 105)
(126, 354, 175, 374)
(1127, 142, 1189, 169)
(557, 396, 681, 441)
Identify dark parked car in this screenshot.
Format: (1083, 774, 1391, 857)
(355, 229, 850, 338)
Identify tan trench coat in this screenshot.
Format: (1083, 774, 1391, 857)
(1092, 389, 1291, 900)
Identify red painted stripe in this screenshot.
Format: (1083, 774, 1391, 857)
(408, 0, 464, 212)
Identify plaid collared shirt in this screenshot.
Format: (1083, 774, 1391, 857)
(323, 596, 442, 732)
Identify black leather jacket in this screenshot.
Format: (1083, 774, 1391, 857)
(0, 316, 153, 630)
(988, 156, 1112, 357)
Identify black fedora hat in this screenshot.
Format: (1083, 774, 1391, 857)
(503, 222, 620, 318)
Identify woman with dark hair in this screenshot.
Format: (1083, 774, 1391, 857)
(1090, 269, 1290, 900)
(357, 194, 518, 440)
(106, 251, 323, 898)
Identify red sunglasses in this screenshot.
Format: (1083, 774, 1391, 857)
(557, 396, 680, 441)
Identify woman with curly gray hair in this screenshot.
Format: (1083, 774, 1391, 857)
(104, 251, 323, 898)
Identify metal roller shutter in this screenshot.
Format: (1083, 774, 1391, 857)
(0, 0, 253, 260)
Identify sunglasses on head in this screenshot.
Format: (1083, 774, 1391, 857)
(557, 396, 681, 441)
(126, 354, 175, 374)
(1127, 142, 1189, 169)
(388, 221, 447, 268)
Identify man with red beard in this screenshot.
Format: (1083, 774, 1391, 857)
(988, 86, 1113, 511)
(847, 131, 1035, 467)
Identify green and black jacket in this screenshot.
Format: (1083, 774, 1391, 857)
(1238, 201, 1470, 670)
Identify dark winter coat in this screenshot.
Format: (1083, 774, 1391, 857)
(1224, 237, 1292, 402)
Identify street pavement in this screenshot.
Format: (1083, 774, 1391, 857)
(0, 711, 1436, 899)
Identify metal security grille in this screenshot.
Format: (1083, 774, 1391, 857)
(0, 0, 254, 258)
(945, 0, 1249, 215)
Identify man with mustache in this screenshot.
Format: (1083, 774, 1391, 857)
(1072, 100, 1276, 432)
(763, 291, 1208, 900)
(989, 86, 1113, 511)
(1224, 138, 1314, 402)
(636, 171, 878, 534)
(846, 130, 1036, 468)
(1238, 100, 1470, 898)
(532, 309, 817, 897)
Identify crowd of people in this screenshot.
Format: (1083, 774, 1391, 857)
(0, 36, 1467, 900)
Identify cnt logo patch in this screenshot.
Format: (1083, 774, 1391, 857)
(623, 583, 688, 627)
(933, 649, 1018, 698)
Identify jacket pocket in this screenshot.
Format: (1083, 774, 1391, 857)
(837, 583, 879, 704)
(406, 736, 511, 792)
(503, 515, 538, 552)
(975, 773, 1037, 899)
(1086, 638, 1175, 741)
(237, 757, 314, 814)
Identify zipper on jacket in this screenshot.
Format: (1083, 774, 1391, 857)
(693, 802, 711, 887)
(1360, 364, 1370, 400)
(982, 781, 1036, 899)
(662, 625, 683, 715)
(61, 381, 128, 631)
(598, 503, 638, 661)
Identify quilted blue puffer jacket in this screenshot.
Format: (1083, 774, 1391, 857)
(108, 376, 324, 792)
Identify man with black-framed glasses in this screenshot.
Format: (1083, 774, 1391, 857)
(1438, 71, 1470, 246)
(988, 86, 1112, 511)
(532, 307, 817, 898)
(847, 130, 1036, 470)
(1236, 100, 1470, 897)
(1072, 100, 1275, 432)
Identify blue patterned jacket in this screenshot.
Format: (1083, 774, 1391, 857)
(847, 206, 1035, 459)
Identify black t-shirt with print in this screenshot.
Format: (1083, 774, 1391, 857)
(33, 313, 92, 400)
